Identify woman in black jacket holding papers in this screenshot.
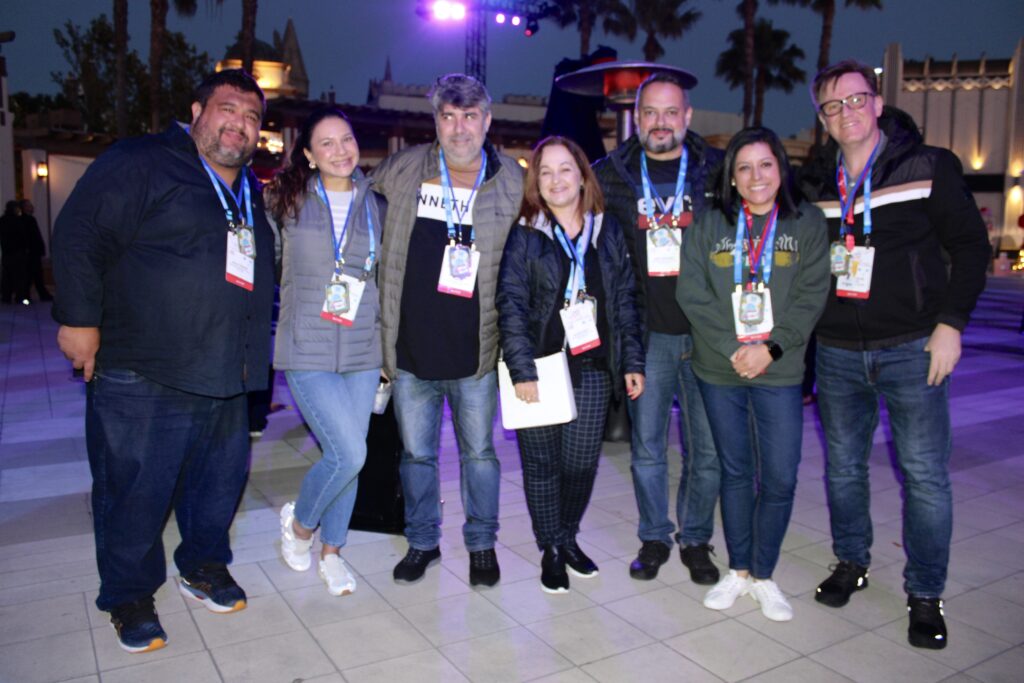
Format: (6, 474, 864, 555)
(496, 136, 645, 594)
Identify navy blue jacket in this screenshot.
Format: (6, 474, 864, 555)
(52, 123, 275, 398)
(496, 213, 645, 399)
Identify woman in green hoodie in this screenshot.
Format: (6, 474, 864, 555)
(677, 127, 828, 622)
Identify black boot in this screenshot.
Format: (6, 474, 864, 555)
(540, 545, 569, 594)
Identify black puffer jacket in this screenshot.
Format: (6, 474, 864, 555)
(592, 132, 724, 333)
(798, 107, 991, 350)
(496, 213, 645, 399)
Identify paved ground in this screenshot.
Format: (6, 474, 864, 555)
(1, 277, 1022, 683)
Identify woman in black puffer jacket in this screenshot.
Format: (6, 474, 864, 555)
(496, 136, 645, 594)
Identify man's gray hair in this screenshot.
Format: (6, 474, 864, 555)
(427, 73, 492, 115)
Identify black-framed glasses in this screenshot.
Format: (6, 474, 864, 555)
(818, 92, 874, 117)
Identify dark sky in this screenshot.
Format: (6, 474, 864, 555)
(2, 1, 1022, 136)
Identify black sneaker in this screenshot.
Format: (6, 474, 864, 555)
(629, 540, 671, 580)
(469, 549, 501, 587)
(109, 597, 167, 654)
(814, 560, 869, 608)
(179, 563, 247, 613)
(908, 596, 948, 649)
(679, 544, 720, 585)
(561, 541, 599, 578)
(540, 546, 569, 594)
(393, 546, 441, 583)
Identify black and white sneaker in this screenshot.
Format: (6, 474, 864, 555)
(814, 560, 869, 607)
(179, 564, 247, 613)
(393, 546, 441, 583)
(109, 597, 167, 653)
(908, 596, 947, 650)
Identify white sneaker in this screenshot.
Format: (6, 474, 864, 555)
(319, 554, 357, 596)
(703, 570, 752, 610)
(280, 502, 313, 572)
(749, 579, 793, 621)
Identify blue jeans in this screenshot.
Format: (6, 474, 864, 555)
(816, 339, 952, 597)
(697, 379, 803, 579)
(286, 369, 379, 547)
(628, 332, 720, 546)
(393, 370, 500, 551)
(86, 368, 250, 611)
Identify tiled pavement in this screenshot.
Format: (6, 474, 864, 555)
(1, 277, 1022, 683)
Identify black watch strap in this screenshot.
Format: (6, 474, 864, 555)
(766, 341, 783, 361)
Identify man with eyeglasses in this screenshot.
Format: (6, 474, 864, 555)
(799, 60, 989, 650)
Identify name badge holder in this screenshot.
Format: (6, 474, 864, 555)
(640, 149, 688, 277)
(832, 143, 879, 297)
(731, 202, 778, 342)
(554, 217, 602, 355)
(315, 177, 376, 326)
(436, 148, 486, 298)
(200, 157, 256, 291)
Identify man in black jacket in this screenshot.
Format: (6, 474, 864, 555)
(593, 72, 724, 585)
(800, 60, 990, 650)
(53, 70, 274, 654)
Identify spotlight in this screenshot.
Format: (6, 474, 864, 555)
(36, 161, 49, 179)
(525, 16, 539, 36)
(450, 2, 466, 20)
(495, 13, 506, 24)
(432, 1, 452, 20)
(511, 15, 521, 26)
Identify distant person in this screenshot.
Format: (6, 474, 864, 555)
(52, 70, 274, 654)
(265, 106, 385, 597)
(0, 200, 29, 304)
(20, 200, 53, 301)
(678, 127, 828, 621)
(593, 72, 724, 585)
(799, 59, 990, 649)
(372, 73, 524, 587)
(497, 136, 645, 593)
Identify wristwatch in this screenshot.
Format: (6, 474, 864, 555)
(765, 341, 783, 361)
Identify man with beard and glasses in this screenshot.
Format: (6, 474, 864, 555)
(52, 70, 274, 654)
(593, 71, 724, 585)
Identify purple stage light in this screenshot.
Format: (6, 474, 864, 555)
(511, 15, 521, 26)
(431, 1, 466, 21)
(495, 12, 506, 24)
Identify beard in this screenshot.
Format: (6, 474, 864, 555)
(640, 127, 684, 155)
(192, 119, 256, 169)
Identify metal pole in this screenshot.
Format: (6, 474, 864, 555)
(465, 8, 486, 83)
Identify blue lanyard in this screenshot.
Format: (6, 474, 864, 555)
(199, 156, 252, 228)
(836, 140, 880, 240)
(553, 214, 593, 305)
(438, 148, 487, 245)
(315, 176, 376, 280)
(639, 147, 688, 227)
(733, 203, 779, 287)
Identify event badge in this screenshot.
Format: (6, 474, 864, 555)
(437, 244, 480, 298)
(225, 230, 255, 291)
(559, 298, 601, 355)
(320, 274, 366, 326)
(836, 246, 875, 299)
(829, 241, 850, 276)
(235, 224, 256, 259)
(731, 287, 774, 342)
(646, 227, 682, 276)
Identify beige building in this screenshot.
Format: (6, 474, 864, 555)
(880, 39, 1024, 250)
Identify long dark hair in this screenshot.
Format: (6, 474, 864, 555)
(265, 106, 353, 224)
(718, 126, 799, 224)
(518, 136, 604, 228)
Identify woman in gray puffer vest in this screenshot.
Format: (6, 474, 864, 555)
(265, 107, 385, 598)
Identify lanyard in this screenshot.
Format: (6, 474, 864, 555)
(199, 156, 253, 229)
(316, 177, 376, 280)
(639, 147, 688, 226)
(438, 148, 487, 245)
(553, 214, 594, 305)
(836, 140, 880, 248)
(733, 202, 779, 287)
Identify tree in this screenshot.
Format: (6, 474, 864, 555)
(240, 0, 258, 74)
(739, 0, 757, 128)
(114, 0, 128, 137)
(51, 14, 211, 136)
(611, 0, 702, 62)
(543, 0, 633, 58)
(150, 0, 198, 132)
(716, 18, 806, 125)
(768, 0, 882, 141)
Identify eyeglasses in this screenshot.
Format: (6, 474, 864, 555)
(818, 92, 874, 117)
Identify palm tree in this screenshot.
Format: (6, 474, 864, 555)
(150, 0, 197, 132)
(769, 0, 882, 140)
(739, 0, 757, 127)
(716, 18, 806, 125)
(544, 0, 634, 58)
(114, 0, 128, 137)
(240, 0, 258, 74)
(616, 0, 702, 63)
